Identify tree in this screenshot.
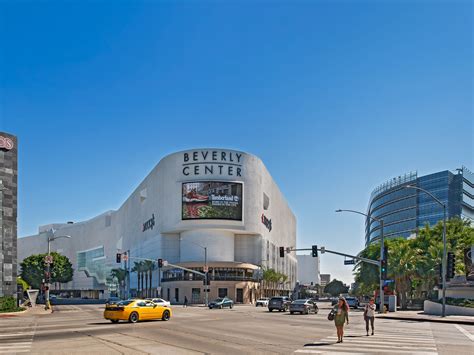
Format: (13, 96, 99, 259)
(142, 260, 156, 298)
(324, 279, 349, 297)
(20, 252, 73, 289)
(132, 261, 144, 297)
(110, 268, 128, 299)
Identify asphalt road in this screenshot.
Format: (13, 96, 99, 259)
(0, 303, 472, 354)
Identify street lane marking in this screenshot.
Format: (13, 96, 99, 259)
(454, 324, 474, 342)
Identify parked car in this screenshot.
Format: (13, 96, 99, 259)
(345, 297, 360, 309)
(104, 299, 172, 323)
(289, 299, 319, 315)
(268, 296, 291, 312)
(256, 298, 270, 307)
(147, 298, 171, 307)
(331, 297, 338, 306)
(208, 297, 234, 309)
(105, 297, 121, 305)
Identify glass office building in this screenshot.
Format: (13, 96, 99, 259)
(365, 167, 474, 246)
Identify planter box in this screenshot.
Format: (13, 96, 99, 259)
(424, 300, 474, 316)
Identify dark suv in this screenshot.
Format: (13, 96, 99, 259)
(268, 296, 291, 312)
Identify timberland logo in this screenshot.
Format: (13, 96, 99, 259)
(0, 136, 13, 150)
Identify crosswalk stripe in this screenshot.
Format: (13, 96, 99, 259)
(0, 333, 34, 337)
(0, 350, 30, 354)
(296, 350, 437, 354)
(0, 345, 31, 349)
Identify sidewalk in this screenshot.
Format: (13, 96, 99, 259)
(377, 310, 474, 325)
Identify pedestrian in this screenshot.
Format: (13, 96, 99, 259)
(364, 298, 376, 336)
(184, 296, 188, 308)
(334, 297, 349, 343)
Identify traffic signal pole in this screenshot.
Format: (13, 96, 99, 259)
(285, 247, 380, 266)
(379, 220, 384, 314)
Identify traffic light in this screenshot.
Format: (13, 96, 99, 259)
(158, 258, 163, 268)
(279, 247, 285, 258)
(381, 259, 387, 280)
(383, 245, 388, 261)
(447, 252, 455, 279)
(312, 245, 318, 257)
(116, 253, 121, 263)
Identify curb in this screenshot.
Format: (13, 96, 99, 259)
(0, 308, 28, 316)
(378, 315, 474, 326)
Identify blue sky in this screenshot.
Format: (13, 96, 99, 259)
(1, 0, 472, 284)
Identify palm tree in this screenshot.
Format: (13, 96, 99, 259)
(388, 238, 421, 309)
(111, 268, 128, 299)
(142, 260, 155, 298)
(132, 261, 144, 297)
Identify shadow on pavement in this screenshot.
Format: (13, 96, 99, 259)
(304, 342, 334, 347)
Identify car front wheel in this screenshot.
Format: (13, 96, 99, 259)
(129, 312, 139, 323)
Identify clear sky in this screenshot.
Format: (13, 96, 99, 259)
(1, 0, 472, 285)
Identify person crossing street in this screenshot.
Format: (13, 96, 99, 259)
(364, 298, 376, 336)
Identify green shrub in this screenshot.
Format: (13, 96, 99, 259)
(434, 297, 474, 308)
(0, 296, 23, 312)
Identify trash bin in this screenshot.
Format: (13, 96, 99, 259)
(388, 295, 397, 312)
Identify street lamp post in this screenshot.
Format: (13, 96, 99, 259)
(45, 230, 71, 310)
(336, 209, 385, 313)
(404, 185, 447, 317)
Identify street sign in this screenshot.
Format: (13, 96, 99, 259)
(344, 259, 355, 265)
(163, 260, 168, 267)
(320, 246, 325, 254)
(44, 255, 53, 264)
(203, 266, 208, 272)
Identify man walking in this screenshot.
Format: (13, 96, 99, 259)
(184, 296, 188, 308)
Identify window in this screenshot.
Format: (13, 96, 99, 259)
(263, 193, 270, 210)
(218, 288, 228, 298)
(137, 301, 146, 307)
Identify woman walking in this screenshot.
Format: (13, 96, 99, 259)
(364, 298, 376, 336)
(334, 297, 349, 343)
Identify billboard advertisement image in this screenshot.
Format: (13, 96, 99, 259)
(182, 181, 243, 220)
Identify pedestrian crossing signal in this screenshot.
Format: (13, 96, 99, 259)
(158, 258, 163, 268)
(279, 247, 285, 258)
(447, 252, 455, 279)
(116, 253, 121, 263)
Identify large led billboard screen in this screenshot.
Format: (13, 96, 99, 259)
(182, 181, 243, 220)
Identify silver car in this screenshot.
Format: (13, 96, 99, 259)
(289, 299, 319, 315)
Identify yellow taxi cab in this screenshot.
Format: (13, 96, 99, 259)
(104, 299, 172, 323)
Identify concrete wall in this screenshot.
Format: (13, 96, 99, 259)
(424, 300, 474, 316)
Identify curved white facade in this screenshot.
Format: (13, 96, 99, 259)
(19, 149, 297, 303)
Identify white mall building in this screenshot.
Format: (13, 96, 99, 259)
(18, 149, 297, 304)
